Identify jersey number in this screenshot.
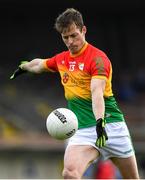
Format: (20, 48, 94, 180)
(69, 65, 75, 71)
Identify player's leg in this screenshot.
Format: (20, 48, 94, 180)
(111, 155, 140, 179)
(62, 145, 99, 179)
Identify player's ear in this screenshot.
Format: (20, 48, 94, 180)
(82, 26, 87, 35)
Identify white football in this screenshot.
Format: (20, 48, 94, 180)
(46, 108, 78, 140)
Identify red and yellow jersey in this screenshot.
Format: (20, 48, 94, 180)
(44, 42, 124, 128)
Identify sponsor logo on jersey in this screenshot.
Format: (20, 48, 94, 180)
(62, 72, 69, 83)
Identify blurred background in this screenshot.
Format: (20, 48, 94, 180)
(0, 0, 145, 178)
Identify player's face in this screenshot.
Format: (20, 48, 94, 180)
(61, 23, 86, 54)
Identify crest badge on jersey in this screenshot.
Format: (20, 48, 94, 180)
(78, 63, 84, 71)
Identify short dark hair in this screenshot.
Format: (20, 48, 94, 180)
(54, 8, 84, 33)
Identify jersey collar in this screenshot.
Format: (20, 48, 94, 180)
(70, 41, 88, 58)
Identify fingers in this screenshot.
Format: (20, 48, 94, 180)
(20, 61, 28, 65)
(10, 67, 26, 80)
(19, 61, 29, 69)
(96, 135, 107, 148)
(10, 61, 28, 80)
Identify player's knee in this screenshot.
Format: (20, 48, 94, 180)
(62, 167, 80, 179)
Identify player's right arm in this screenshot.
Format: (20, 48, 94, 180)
(20, 58, 47, 73)
(10, 58, 54, 80)
(10, 53, 59, 80)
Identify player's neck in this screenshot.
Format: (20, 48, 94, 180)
(70, 41, 88, 58)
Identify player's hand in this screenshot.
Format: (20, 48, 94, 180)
(10, 61, 28, 80)
(95, 118, 108, 148)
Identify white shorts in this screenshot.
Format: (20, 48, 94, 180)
(67, 122, 135, 160)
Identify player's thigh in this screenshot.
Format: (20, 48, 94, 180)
(63, 145, 99, 174)
(111, 155, 140, 179)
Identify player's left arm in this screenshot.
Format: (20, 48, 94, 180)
(91, 78, 105, 120)
(91, 78, 108, 148)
